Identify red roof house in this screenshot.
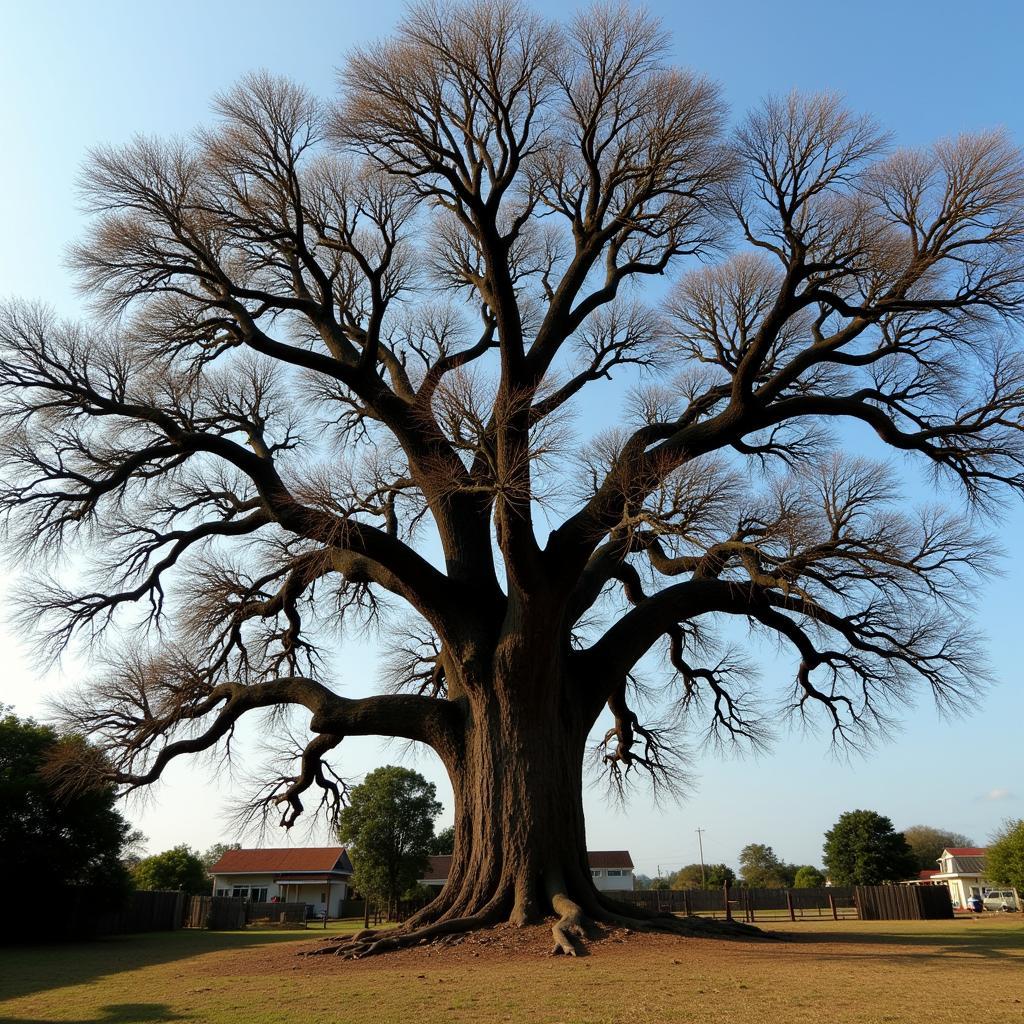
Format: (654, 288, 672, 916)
(208, 847, 353, 917)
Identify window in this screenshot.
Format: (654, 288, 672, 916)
(590, 869, 602, 877)
(607, 869, 623, 877)
(215, 889, 229, 897)
(251, 887, 268, 902)
(232, 886, 249, 899)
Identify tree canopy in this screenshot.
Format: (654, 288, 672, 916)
(738, 844, 795, 888)
(986, 819, 1024, 895)
(670, 862, 735, 889)
(901, 825, 974, 873)
(0, 709, 133, 898)
(5, 0, 1024, 957)
(132, 844, 210, 895)
(823, 809, 916, 884)
(337, 765, 441, 908)
(792, 865, 825, 888)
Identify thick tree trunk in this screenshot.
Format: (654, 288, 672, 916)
(424, 682, 597, 933)
(311, 650, 759, 957)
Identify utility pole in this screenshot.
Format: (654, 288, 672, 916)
(696, 828, 706, 888)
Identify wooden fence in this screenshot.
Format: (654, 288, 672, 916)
(11, 888, 186, 943)
(613, 886, 856, 921)
(183, 896, 308, 929)
(855, 884, 954, 920)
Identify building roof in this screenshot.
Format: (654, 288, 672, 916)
(588, 850, 634, 870)
(422, 855, 452, 880)
(918, 870, 939, 880)
(209, 847, 353, 875)
(419, 850, 634, 882)
(942, 848, 987, 858)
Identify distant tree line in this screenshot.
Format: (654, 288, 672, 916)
(636, 811, 979, 889)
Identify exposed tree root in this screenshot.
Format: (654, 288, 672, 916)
(303, 891, 762, 961)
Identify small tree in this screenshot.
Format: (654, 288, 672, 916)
(0, 710, 133, 898)
(901, 825, 974, 873)
(793, 865, 825, 888)
(132, 844, 209, 894)
(670, 862, 734, 889)
(338, 766, 441, 911)
(739, 844, 791, 887)
(823, 810, 916, 884)
(986, 819, 1024, 908)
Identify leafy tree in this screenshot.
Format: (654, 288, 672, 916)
(739, 844, 792, 888)
(670, 862, 735, 889)
(669, 863, 705, 889)
(0, 710, 133, 898)
(132, 844, 209, 894)
(633, 873, 654, 891)
(901, 825, 974, 873)
(429, 825, 455, 856)
(705, 864, 736, 889)
(11, 0, 1024, 956)
(651, 877, 672, 891)
(200, 841, 242, 877)
(338, 766, 441, 909)
(793, 865, 826, 888)
(823, 810, 917, 884)
(986, 819, 1024, 899)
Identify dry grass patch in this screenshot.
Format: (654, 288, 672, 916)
(2, 917, 1022, 1024)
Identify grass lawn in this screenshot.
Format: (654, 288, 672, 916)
(1, 916, 1023, 1024)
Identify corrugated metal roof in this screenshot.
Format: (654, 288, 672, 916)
(949, 855, 986, 874)
(210, 847, 352, 874)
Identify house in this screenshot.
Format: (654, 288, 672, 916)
(208, 847, 353, 918)
(930, 847, 989, 908)
(418, 851, 635, 893)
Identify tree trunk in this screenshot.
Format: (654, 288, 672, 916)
(426, 682, 597, 931)
(311, 649, 758, 957)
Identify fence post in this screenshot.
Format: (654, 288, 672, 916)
(786, 889, 795, 922)
(723, 879, 732, 922)
(828, 892, 838, 920)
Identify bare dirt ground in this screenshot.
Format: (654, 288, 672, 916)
(4, 916, 1023, 1023)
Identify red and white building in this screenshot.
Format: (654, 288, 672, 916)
(208, 847, 353, 918)
(930, 847, 990, 909)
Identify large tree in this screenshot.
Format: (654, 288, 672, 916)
(823, 809, 917, 884)
(3, 0, 1024, 956)
(338, 765, 442, 909)
(901, 825, 974, 873)
(0, 710, 133, 898)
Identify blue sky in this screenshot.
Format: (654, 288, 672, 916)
(1, 1, 1022, 876)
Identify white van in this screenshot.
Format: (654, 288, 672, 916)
(982, 889, 1018, 911)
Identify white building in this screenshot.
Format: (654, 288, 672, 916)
(419, 850, 635, 892)
(930, 847, 989, 909)
(208, 846, 353, 918)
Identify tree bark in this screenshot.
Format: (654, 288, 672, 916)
(311, 650, 758, 957)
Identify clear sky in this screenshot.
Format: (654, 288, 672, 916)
(1, 0, 1022, 877)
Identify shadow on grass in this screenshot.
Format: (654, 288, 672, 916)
(0, 927, 322, 1006)
(0, 1002, 188, 1023)
(774, 920, 1024, 962)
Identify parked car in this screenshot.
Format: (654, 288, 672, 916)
(982, 889, 1018, 911)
